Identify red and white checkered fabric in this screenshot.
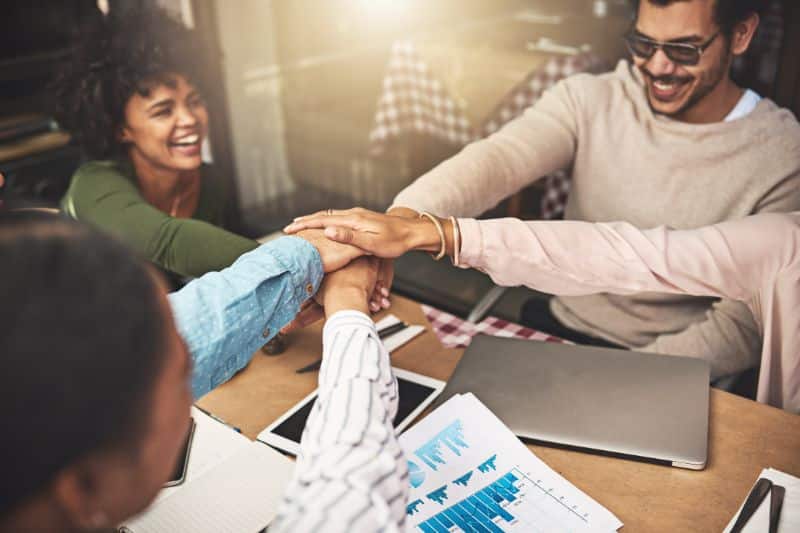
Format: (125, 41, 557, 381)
(480, 52, 606, 137)
(541, 170, 571, 220)
(369, 42, 605, 219)
(480, 53, 605, 220)
(421, 304, 568, 350)
(369, 40, 472, 155)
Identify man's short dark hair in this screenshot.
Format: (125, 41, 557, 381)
(0, 212, 167, 516)
(630, 0, 767, 34)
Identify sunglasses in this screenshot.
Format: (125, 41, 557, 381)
(624, 31, 719, 66)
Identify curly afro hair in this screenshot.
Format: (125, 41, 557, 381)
(53, 4, 209, 159)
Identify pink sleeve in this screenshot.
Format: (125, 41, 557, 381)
(457, 214, 797, 302)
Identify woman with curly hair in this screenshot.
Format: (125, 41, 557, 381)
(56, 5, 258, 277)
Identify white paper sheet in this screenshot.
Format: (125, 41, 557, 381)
(121, 409, 294, 533)
(376, 314, 426, 353)
(399, 393, 623, 533)
(724, 468, 800, 533)
(154, 407, 251, 503)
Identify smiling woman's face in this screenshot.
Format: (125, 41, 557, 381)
(120, 74, 208, 174)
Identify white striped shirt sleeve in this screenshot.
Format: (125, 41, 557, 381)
(270, 310, 409, 532)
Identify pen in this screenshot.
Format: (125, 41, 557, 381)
(769, 484, 784, 533)
(295, 322, 410, 374)
(731, 478, 784, 533)
(376, 321, 409, 339)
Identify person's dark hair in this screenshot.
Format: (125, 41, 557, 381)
(0, 212, 168, 517)
(53, 3, 208, 159)
(629, 0, 767, 35)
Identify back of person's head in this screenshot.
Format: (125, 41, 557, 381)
(53, 2, 207, 159)
(630, 0, 767, 35)
(0, 212, 167, 522)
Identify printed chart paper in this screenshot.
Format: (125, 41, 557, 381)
(399, 394, 622, 533)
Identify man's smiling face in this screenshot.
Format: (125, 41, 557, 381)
(632, 0, 731, 121)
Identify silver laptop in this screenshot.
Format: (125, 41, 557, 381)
(436, 335, 710, 469)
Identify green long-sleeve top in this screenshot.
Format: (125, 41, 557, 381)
(61, 159, 258, 277)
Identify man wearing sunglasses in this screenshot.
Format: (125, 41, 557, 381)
(624, 0, 759, 123)
(381, 0, 800, 387)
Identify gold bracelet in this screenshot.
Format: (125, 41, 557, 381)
(449, 216, 461, 267)
(419, 212, 446, 260)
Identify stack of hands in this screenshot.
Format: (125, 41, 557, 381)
(284, 206, 454, 330)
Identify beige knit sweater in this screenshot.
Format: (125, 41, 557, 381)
(392, 60, 800, 377)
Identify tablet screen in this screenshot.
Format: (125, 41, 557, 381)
(271, 376, 438, 444)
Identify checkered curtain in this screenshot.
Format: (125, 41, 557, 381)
(369, 40, 606, 219)
(369, 41, 473, 154)
(479, 53, 607, 219)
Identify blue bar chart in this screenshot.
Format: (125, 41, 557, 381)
(407, 499, 424, 516)
(426, 485, 450, 505)
(399, 394, 623, 532)
(453, 471, 473, 487)
(477, 454, 498, 473)
(416, 468, 592, 532)
(415, 420, 469, 470)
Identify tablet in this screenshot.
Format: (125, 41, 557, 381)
(258, 368, 445, 455)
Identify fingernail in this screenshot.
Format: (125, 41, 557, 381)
(381, 287, 389, 297)
(370, 302, 380, 312)
(381, 298, 391, 308)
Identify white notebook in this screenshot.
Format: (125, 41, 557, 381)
(724, 468, 800, 533)
(119, 407, 294, 533)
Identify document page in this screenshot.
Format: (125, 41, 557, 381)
(123, 442, 293, 533)
(724, 468, 800, 533)
(155, 407, 251, 503)
(121, 408, 294, 533)
(399, 394, 623, 533)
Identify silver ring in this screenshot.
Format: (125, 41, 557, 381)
(326, 209, 333, 215)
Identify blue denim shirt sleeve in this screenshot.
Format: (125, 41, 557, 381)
(168, 236, 323, 399)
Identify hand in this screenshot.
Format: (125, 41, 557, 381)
(279, 257, 386, 335)
(294, 229, 365, 273)
(317, 256, 380, 317)
(369, 207, 417, 312)
(285, 207, 439, 258)
(369, 259, 393, 313)
(280, 229, 366, 335)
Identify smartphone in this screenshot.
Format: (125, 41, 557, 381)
(164, 417, 196, 487)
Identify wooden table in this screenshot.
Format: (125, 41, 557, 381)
(198, 295, 800, 532)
